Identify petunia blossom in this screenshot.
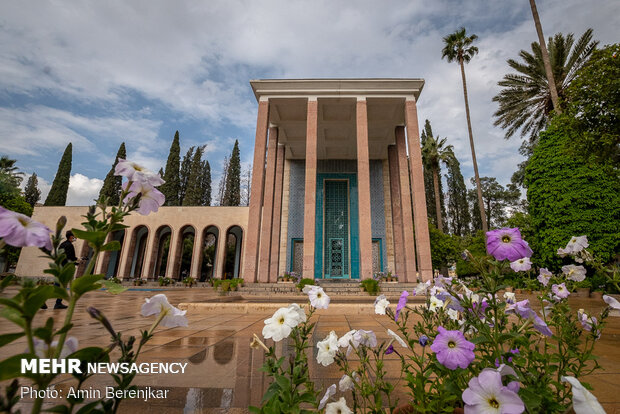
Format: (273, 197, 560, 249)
(325, 397, 353, 414)
(318, 384, 336, 410)
(316, 331, 339, 366)
(115, 159, 164, 187)
(506, 300, 552, 337)
(337, 329, 357, 348)
(503, 291, 516, 304)
(141, 294, 188, 327)
(0, 206, 52, 250)
(262, 306, 300, 342)
(428, 295, 444, 313)
(510, 257, 532, 272)
(339, 374, 354, 392)
(552, 283, 570, 299)
(307, 285, 330, 309)
(287, 303, 307, 324)
(352, 329, 377, 348)
(123, 181, 166, 215)
(562, 264, 587, 282)
(395, 290, 409, 321)
(486, 228, 533, 261)
(32, 337, 78, 359)
(561, 376, 605, 414)
(537, 268, 552, 286)
(563, 236, 589, 254)
(387, 329, 408, 349)
(430, 326, 475, 370)
(374, 295, 390, 315)
(462, 369, 525, 414)
(603, 294, 620, 310)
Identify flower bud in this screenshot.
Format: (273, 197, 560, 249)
(419, 335, 428, 347)
(56, 216, 67, 235)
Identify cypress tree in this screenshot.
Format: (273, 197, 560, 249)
(178, 146, 195, 205)
(158, 167, 164, 177)
(24, 173, 41, 207)
(222, 140, 241, 206)
(160, 131, 181, 206)
(44, 143, 72, 206)
(445, 156, 470, 236)
(183, 146, 205, 206)
(200, 160, 211, 206)
(98, 142, 126, 205)
(217, 156, 229, 205)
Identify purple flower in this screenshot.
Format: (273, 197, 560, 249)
(115, 159, 164, 187)
(462, 369, 525, 414)
(510, 257, 532, 272)
(552, 283, 570, 299)
(486, 228, 533, 261)
(0, 206, 52, 250)
(385, 344, 395, 355)
(123, 181, 166, 215)
(395, 290, 409, 322)
(419, 335, 428, 347)
(430, 326, 475, 370)
(537, 268, 552, 286)
(506, 300, 552, 336)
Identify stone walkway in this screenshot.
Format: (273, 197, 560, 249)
(1, 287, 619, 413)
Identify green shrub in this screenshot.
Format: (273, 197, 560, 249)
(182, 276, 196, 287)
(360, 279, 380, 296)
(158, 276, 172, 286)
(296, 278, 314, 291)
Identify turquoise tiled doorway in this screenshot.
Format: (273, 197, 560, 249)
(315, 173, 359, 279)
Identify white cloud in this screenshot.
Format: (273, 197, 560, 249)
(66, 173, 104, 206)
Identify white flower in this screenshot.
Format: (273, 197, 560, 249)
(429, 286, 445, 296)
(141, 294, 188, 327)
(564, 236, 589, 254)
(262, 306, 300, 342)
(510, 257, 532, 272)
(352, 329, 377, 348)
(32, 337, 78, 359)
(603, 294, 620, 310)
(115, 159, 164, 187)
(561, 376, 605, 414)
(123, 181, 166, 215)
(338, 329, 357, 348)
(538, 268, 552, 286)
(325, 397, 353, 414)
(374, 295, 390, 315)
(339, 374, 354, 392)
(318, 384, 336, 409)
(316, 331, 339, 366)
(387, 329, 408, 348)
(413, 281, 431, 295)
(557, 247, 569, 257)
(447, 308, 460, 321)
(503, 292, 516, 304)
(307, 286, 330, 309)
(428, 296, 444, 313)
(287, 303, 307, 324)
(562, 265, 587, 282)
(302, 284, 317, 293)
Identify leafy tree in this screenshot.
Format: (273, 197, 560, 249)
(445, 156, 470, 236)
(98, 142, 126, 205)
(561, 43, 620, 164)
(178, 146, 195, 206)
(24, 173, 41, 207)
(421, 120, 452, 233)
(469, 177, 520, 231)
(0, 156, 23, 199)
(200, 159, 211, 206)
(222, 140, 241, 206)
(160, 131, 181, 206)
(44, 143, 72, 206)
(428, 221, 460, 272)
(182, 146, 205, 206)
(525, 116, 619, 268)
(442, 27, 488, 233)
(493, 29, 597, 143)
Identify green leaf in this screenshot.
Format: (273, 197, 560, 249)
(71, 228, 107, 248)
(54, 323, 74, 336)
(0, 354, 36, 381)
(52, 285, 70, 301)
(0, 307, 25, 328)
(100, 240, 121, 251)
(58, 263, 76, 286)
(100, 279, 128, 295)
(0, 274, 15, 289)
(71, 274, 104, 296)
(23, 285, 55, 317)
(0, 332, 24, 347)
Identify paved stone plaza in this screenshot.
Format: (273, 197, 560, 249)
(1, 288, 619, 413)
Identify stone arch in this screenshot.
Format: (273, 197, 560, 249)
(75, 241, 93, 278)
(98, 230, 125, 279)
(148, 225, 173, 279)
(223, 225, 243, 279)
(199, 225, 220, 282)
(171, 225, 196, 280)
(213, 340, 235, 366)
(121, 225, 150, 279)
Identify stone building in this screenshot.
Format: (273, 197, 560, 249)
(16, 79, 433, 282)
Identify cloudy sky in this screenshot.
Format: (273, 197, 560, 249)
(1, 1, 617, 205)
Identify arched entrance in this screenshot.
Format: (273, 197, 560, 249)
(223, 226, 243, 279)
(200, 226, 219, 282)
(129, 226, 149, 279)
(150, 225, 172, 279)
(171, 225, 195, 280)
(97, 230, 125, 279)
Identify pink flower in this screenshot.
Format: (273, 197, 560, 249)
(563, 236, 589, 254)
(0, 206, 52, 250)
(486, 228, 533, 261)
(603, 295, 620, 310)
(123, 181, 165, 215)
(537, 268, 552, 286)
(430, 326, 475, 370)
(510, 257, 532, 272)
(115, 159, 164, 187)
(462, 369, 525, 414)
(394, 290, 409, 321)
(552, 283, 570, 299)
(506, 299, 552, 336)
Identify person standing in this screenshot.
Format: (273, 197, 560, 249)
(41, 230, 78, 309)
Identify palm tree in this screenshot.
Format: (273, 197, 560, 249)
(442, 27, 488, 234)
(421, 125, 454, 233)
(0, 155, 24, 189)
(493, 29, 597, 142)
(528, 0, 562, 114)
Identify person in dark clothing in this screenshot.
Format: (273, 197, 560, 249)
(41, 231, 78, 309)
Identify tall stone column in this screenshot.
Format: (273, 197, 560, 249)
(94, 232, 112, 275)
(356, 98, 373, 280)
(242, 98, 270, 283)
(116, 226, 134, 279)
(190, 229, 204, 279)
(395, 126, 417, 282)
(303, 98, 318, 279)
(269, 144, 285, 282)
(165, 229, 182, 280)
(139, 232, 155, 280)
(404, 98, 433, 281)
(387, 145, 405, 279)
(215, 229, 227, 279)
(257, 127, 279, 282)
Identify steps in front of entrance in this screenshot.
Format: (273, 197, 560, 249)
(236, 281, 422, 299)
